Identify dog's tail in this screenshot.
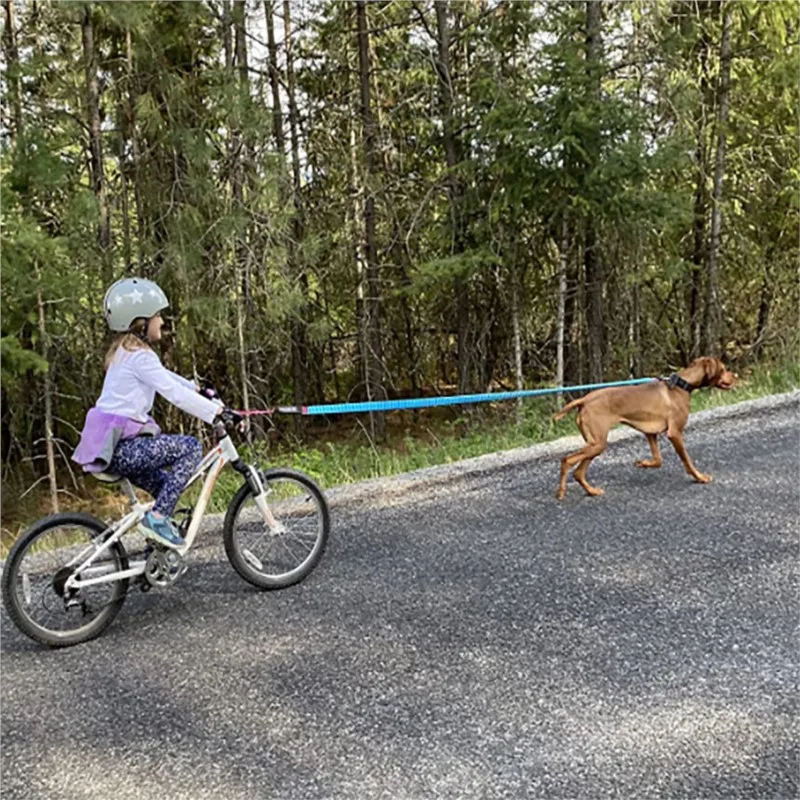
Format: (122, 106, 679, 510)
(552, 397, 584, 422)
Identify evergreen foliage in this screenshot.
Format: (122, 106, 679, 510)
(1, 0, 797, 510)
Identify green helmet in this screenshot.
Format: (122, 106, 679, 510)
(104, 278, 169, 332)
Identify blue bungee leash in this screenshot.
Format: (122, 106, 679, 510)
(235, 377, 657, 417)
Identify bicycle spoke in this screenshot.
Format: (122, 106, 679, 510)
(2, 515, 129, 647)
(223, 470, 329, 589)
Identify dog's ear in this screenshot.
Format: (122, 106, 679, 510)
(703, 357, 724, 385)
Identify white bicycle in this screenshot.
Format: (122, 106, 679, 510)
(1, 416, 330, 647)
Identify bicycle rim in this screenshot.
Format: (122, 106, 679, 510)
(3, 516, 128, 647)
(226, 472, 328, 588)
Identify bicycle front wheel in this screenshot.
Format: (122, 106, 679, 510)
(1, 513, 129, 648)
(223, 468, 330, 590)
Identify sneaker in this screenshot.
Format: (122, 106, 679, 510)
(141, 511, 185, 549)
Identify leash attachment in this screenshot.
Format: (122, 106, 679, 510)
(233, 407, 307, 416)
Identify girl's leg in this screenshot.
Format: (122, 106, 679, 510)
(108, 435, 203, 517)
(123, 466, 167, 502)
(149, 435, 203, 515)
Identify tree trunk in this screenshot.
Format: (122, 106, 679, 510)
(284, 1, 303, 218)
(434, 0, 470, 394)
(36, 279, 59, 513)
(689, 11, 711, 357)
(284, 0, 311, 407)
(584, 0, 604, 383)
(227, 1, 251, 418)
(689, 131, 707, 357)
(125, 29, 145, 272)
(3, 0, 23, 138)
(392, 217, 420, 399)
(629, 1, 643, 377)
(234, 1, 249, 100)
(265, 2, 286, 164)
(584, 232, 604, 383)
(556, 212, 569, 401)
(266, 2, 307, 407)
(82, 3, 111, 283)
(511, 267, 523, 425)
(629, 257, 641, 377)
(117, 92, 132, 272)
(346, 74, 365, 385)
(356, 1, 385, 440)
(574, 244, 586, 385)
(702, 1, 732, 356)
(222, 1, 233, 70)
(403, 295, 419, 399)
(233, 0, 251, 307)
(752, 264, 772, 360)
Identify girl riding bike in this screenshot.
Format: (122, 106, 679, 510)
(72, 277, 241, 548)
(3, 278, 329, 647)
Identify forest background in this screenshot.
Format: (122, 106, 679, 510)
(1, 0, 798, 537)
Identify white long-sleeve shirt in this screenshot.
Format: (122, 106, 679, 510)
(96, 347, 221, 424)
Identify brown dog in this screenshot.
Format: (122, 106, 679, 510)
(554, 357, 736, 499)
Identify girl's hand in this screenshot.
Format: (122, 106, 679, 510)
(215, 407, 245, 432)
(199, 380, 219, 401)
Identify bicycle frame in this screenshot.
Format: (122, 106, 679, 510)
(64, 433, 278, 591)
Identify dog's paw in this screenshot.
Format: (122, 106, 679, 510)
(694, 473, 712, 484)
(635, 459, 661, 469)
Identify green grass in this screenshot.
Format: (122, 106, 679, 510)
(3, 359, 797, 544)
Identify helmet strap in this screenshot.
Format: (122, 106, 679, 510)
(129, 318, 151, 343)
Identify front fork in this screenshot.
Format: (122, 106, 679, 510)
(239, 464, 285, 533)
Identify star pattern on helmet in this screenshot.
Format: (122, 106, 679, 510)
(127, 289, 143, 304)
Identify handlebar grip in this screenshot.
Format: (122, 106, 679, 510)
(213, 408, 245, 439)
(212, 419, 228, 440)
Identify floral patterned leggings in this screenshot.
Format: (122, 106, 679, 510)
(107, 434, 203, 517)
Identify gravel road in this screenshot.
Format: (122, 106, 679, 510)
(2, 392, 797, 799)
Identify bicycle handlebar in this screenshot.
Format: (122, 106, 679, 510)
(213, 407, 246, 440)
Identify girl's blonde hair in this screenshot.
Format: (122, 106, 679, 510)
(104, 319, 151, 370)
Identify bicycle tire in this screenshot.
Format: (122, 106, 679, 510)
(1, 512, 129, 648)
(223, 468, 330, 590)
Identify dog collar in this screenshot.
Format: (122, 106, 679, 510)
(663, 372, 695, 393)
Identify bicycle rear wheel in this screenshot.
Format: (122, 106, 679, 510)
(223, 468, 329, 590)
(1, 513, 129, 647)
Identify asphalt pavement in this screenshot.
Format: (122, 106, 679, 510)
(1, 392, 798, 800)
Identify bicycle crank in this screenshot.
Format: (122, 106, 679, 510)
(144, 548, 188, 587)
